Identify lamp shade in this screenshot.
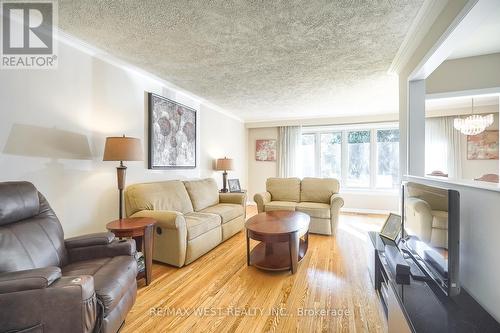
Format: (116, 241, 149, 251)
(103, 136, 143, 161)
(215, 157, 234, 171)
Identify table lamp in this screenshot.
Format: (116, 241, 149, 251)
(103, 135, 143, 219)
(215, 157, 234, 193)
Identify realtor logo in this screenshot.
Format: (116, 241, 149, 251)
(1, 1, 57, 69)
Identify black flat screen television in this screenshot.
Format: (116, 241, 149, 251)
(402, 182, 460, 296)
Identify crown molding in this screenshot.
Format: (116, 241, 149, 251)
(388, 0, 448, 75)
(55, 28, 244, 123)
(245, 113, 398, 129)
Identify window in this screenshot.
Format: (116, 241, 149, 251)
(301, 134, 316, 177)
(320, 132, 341, 178)
(300, 124, 400, 190)
(346, 130, 371, 188)
(376, 129, 400, 188)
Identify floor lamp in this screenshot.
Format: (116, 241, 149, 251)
(103, 135, 143, 219)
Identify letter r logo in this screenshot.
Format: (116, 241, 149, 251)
(2, 2, 53, 54)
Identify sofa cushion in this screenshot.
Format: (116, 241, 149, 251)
(300, 178, 339, 204)
(266, 178, 301, 202)
(296, 202, 331, 219)
(125, 180, 194, 216)
(185, 212, 221, 240)
(200, 204, 243, 224)
(432, 210, 448, 230)
(62, 256, 137, 316)
(183, 179, 220, 211)
(264, 201, 297, 211)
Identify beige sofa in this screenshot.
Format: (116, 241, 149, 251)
(124, 178, 246, 267)
(254, 177, 344, 235)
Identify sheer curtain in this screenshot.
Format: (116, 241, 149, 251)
(425, 116, 462, 178)
(277, 126, 301, 177)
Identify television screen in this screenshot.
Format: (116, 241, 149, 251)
(402, 182, 460, 296)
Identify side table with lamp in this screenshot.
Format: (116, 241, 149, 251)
(103, 135, 156, 285)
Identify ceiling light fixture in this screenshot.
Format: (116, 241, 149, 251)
(453, 98, 493, 136)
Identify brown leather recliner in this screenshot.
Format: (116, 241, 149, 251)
(0, 182, 138, 333)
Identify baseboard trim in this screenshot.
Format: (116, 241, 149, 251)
(341, 208, 393, 215)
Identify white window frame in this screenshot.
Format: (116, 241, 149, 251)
(301, 122, 399, 191)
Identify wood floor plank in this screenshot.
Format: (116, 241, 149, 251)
(122, 210, 387, 333)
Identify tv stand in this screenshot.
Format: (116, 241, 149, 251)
(367, 231, 500, 333)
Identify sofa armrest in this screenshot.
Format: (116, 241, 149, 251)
(219, 192, 247, 206)
(65, 232, 114, 249)
(0, 267, 61, 294)
(329, 194, 344, 235)
(131, 210, 186, 230)
(330, 194, 344, 213)
(67, 239, 136, 263)
(254, 191, 271, 213)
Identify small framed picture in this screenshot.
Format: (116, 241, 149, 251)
(380, 213, 402, 242)
(228, 179, 241, 192)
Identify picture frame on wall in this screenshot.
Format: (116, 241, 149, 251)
(467, 130, 499, 160)
(148, 93, 197, 169)
(228, 179, 242, 193)
(255, 139, 276, 161)
(380, 213, 402, 242)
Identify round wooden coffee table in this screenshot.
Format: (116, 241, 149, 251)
(245, 211, 310, 274)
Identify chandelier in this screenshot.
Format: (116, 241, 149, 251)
(453, 98, 493, 136)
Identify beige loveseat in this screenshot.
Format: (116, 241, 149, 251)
(254, 177, 344, 235)
(124, 178, 246, 267)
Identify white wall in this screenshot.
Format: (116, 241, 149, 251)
(426, 53, 500, 94)
(399, 0, 500, 322)
(0, 38, 246, 237)
(341, 191, 399, 213)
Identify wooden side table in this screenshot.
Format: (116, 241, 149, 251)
(106, 217, 156, 285)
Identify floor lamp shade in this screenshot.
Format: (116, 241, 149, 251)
(103, 136, 143, 162)
(103, 136, 143, 219)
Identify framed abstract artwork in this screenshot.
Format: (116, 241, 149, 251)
(255, 139, 276, 161)
(467, 130, 499, 160)
(148, 93, 197, 169)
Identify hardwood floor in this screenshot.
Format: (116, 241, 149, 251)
(122, 208, 387, 333)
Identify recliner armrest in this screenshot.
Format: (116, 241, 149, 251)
(0, 274, 98, 333)
(65, 232, 115, 249)
(67, 239, 136, 263)
(0, 266, 61, 294)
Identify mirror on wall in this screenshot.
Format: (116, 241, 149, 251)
(424, 95, 499, 183)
